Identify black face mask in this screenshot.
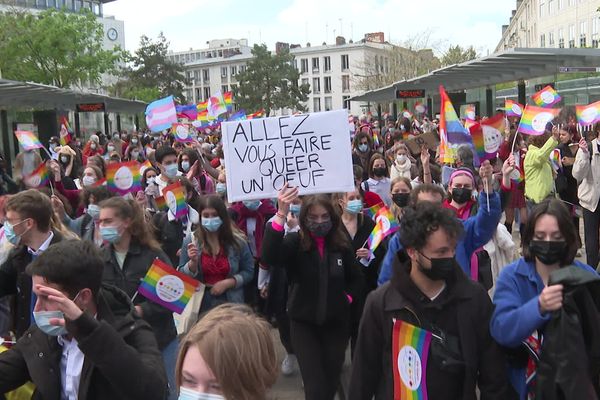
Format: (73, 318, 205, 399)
(392, 193, 410, 208)
(305, 220, 332, 237)
(451, 188, 472, 204)
(417, 252, 456, 281)
(373, 167, 387, 177)
(529, 240, 567, 265)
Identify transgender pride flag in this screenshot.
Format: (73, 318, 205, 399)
(145, 96, 178, 133)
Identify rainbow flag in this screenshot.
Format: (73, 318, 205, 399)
(510, 167, 524, 184)
(439, 86, 471, 145)
(247, 109, 265, 119)
(139, 160, 153, 175)
(229, 109, 247, 121)
(137, 258, 200, 314)
(477, 113, 505, 160)
(59, 116, 71, 145)
(106, 161, 142, 196)
(223, 91, 233, 112)
(372, 130, 380, 147)
(363, 203, 383, 220)
(438, 126, 455, 164)
(402, 109, 413, 119)
(532, 85, 561, 107)
(550, 148, 562, 171)
(14, 130, 43, 151)
(468, 123, 485, 161)
(23, 163, 49, 188)
(517, 105, 560, 136)
(414, 101, 427, 114)
(176, 104, 198, 121)
(172, 123, 193, 143)
(505, 100, 523, 117)
(163, 181, 188, 220)
(576, 100, 600, 126)
(154, 195, 168, 211)
(392, 319, 432, 400)
(367, 207, 400, 252)
(207, 91, 228, 118)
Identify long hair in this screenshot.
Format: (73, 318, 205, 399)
(298, 194, 351, 252)
(193, 195, 245, 254)
(99, 197, 161, 251)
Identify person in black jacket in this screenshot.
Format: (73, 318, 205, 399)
(349, 202, 510, 399)
(0, 240, 168, 400)
(98, 196, 177, 400)
(262, 184, 363, 400)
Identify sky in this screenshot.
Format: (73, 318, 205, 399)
(104, 0, 516, 56)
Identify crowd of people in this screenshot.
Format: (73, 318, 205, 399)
(0, 108, 597, 400)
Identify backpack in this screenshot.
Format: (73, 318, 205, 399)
(470, 247, 493, 291)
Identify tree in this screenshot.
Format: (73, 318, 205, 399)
(0, 7, 123, 88)
(110, 33, 187, 103)
(441, 45, 478, 66)
(233, 44, 310, 115)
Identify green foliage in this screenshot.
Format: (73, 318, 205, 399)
(0, 7, 123, 88)
(110, 33, 187, 103)
(233, 44, 310, 115)
(441, 45, 478, 67)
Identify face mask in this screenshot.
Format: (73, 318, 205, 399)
(113, 134, 119, 140)
(202, 216, 223, 232)
(373, 167, 387, 177)
(147, 176, 156, 186)
(131, 139, 138, 145)
(290, 204, 301, 215)
(87, 204, 100, 221)
(178, 386, 225, 400)
(243, 200, 261, 211)
(100, 226, 121, 244)
(358, 144, 369, 153)
(529, 240, 567, 265)
(164, 163, 179, 178)
(396, 154, 408, 164)
(345, 199, 363, 215)
(131, 151, 140, 160)
(305, 219, 332, 237)
(60, 155, 69, 164)
(181, 161, 191, 172)
(392, 193, 410, 208)
(216, 183, 227, 194)
(82, 175, 96, 187)
(417, 252, 456, 281)
(4, 219, 28, 246)
(33, 310, 68, 336)
(107, 145, 115, 152)
(451, 188, 472, 204)
(90, 143, 97, 150)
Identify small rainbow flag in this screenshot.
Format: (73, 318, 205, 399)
(139, 160, 153, 175)
(106, 161, 142, 196)
(474, 113, 505, 160)
(23, 163, 49, 188)
(550, 148, 562, 171)
(14, 130, 43, 151)
(247, 109, 266, 119)
(163, 181, 188, 220)
(363, 203, 383, 220)
(137, 258, 200, 314)
(154, 195, 168, 211)
(402, 109, 413, 119)
(505, 100, 523, 117)
(372, 130, 380, 147)
(172, 123, 193, 143)
(532, 85, 561, 108)
(517, 105, 560, 136)
(59, 116, 71, 145)
(576, 100, 600, 126)
(367, 207, 400, 252)
(511, 167, 525, 184)
(392, 319, 432, 400)
(439, 86, 471, 145)
(468, 123, 485, 160)
(414, 102, 427, 114)
(223, 91, 233, 112)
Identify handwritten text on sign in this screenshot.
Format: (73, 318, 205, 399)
(222, 110, 355, 202)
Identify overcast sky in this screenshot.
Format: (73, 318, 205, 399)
(104, 0, 516, 56)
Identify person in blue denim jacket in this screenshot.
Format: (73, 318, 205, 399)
(490, 199, 597, 399)
(178, 195, 254, 313)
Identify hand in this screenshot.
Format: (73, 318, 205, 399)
(287, 211, 299, 229)
(35, 284, 83, 322)
(145, 183, 159, 198)
(210, 278, 235, 296)
(186, 160, 200, 180)
(259, 286, 269, 299)
(356, 248, 370, 259)
(187, 242, 199, 273)
(479, 160, 494, 191)
(561, 156, 574, 167)
(51, 195, 66, 220)
(501, 154, 516, 177)
(551, 125, 560, 142)
(579, 138, 588, 153)
(539, 284, 563, 314)
(135, 190, 147, 207)
(49, 160, 61, 182)
(277, 182, 299, 216)
(134, 305, 143, 317)
(420, 145, 430, 166)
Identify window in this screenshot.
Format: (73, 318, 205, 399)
(195, 89, 201, 102)
(342, 96, 351, 110)
(549, 31, 555, 47)
(569, 24, 576, 47)
(324, 76, 332, 93)
(540, 34, 546, 47)
(342, 75, 350, 92)
(221, 67, 228, 78)
(312, 57, 319, 72)
(194, 70, 200, 81)
(558, 0, 563, 9)
(203, 87, 211, 101)
(324, 56, 331, 72)
(301, 59, 309, 74)
(221, 85, 228, 93)
(593, 39, 599, 48)
(312, 77, 320, 94)
(301, 78, 309, 88)
(313, 98, 321, 112)
(548, 0, 554, 13)
(539, 1, 544, 17)
(593, 18, 599, 35)
(202, 69, 210, 82)
(324, 97, 332, 111)
(341, 54, 349, 71)
(568, 0, 575, 6)
(240, 65, 247, 73)
(558, 28, 565, 48)
(580, 21, 588, 47)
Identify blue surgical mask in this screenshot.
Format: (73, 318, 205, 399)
(345, 199, 363, 215)
(181, 161, 190, 172)
(3, 220, 28, 246)
(216, 183, 227, 194)
(100, 226, 121, 244)
(243, 200, 261, 211)
(87, 204, 100, 221)
(164, 163, 179, 178)
(358, 144, 368, 153)
(290, 204, 301, 215)
(202, 217, 223, 232)
(178, 387, 224, 400)
(33, 310, 68, 336)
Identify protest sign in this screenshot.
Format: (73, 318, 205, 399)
(221, 110, 355, 202)
(405, 131, 440, 154)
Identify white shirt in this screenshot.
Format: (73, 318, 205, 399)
(362, 178, 392, 207)
(57, 336, 85, 400)
(27, 231, 54, 257)
(246, 218, 257, 256)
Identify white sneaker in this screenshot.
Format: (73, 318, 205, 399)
(281, 354, 297, 376)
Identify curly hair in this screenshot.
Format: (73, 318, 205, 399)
(399, 202, 463, 251)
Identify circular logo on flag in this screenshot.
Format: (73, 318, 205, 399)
(531, 112, 554, 133)
(541, 91, 555, 104)
(511, 104, 522, 115)
(175, 124, 189, 140)
(509, 169, 521, 181)
(483, 126, 502, 153)
(415, 104, 426, 114)
(580, 107, 598, 124)
(156, 275, 185, 303)
(165, 190, 177, 215)
(398, 345, 422, 390)
(25, 175, 41, 188)
(376, 215, 391, 232)
(113, 166, 134, 190)
(403, 111, 412, 118)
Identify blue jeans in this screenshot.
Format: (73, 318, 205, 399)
(162, 337, 179, 400)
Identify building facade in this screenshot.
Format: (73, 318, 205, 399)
(496, 0, 600, 51)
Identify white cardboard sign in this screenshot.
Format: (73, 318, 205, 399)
(222, 110, 355, 202)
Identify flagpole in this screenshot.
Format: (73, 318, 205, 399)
(484, 179, 490, 212)
(41, 147, 56, 196)
(510, 129, 520, 154)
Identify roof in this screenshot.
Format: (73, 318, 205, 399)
(0, 79, 146, 113)
(290, 41, 391, 55)
(351, 48, 600, 103)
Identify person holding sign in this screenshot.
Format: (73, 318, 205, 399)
(349, 202, 510, 399)
(262, 185, 363, 399)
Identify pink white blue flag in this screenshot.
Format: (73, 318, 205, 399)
(145, 96, 178, 133)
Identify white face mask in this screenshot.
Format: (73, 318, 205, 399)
(396, 154, 408, 164)
(178, 387, 224, 400)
